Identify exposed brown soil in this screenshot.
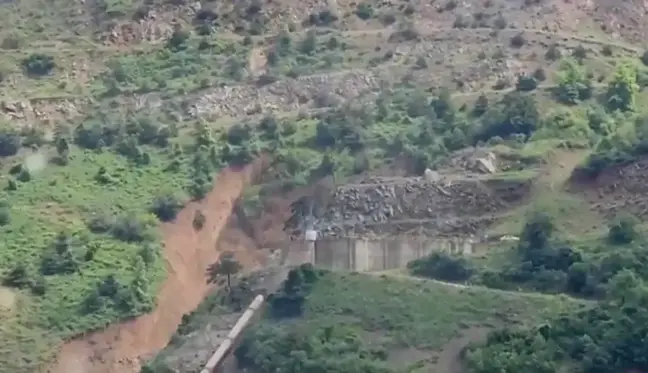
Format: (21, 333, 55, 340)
(48, 160, 269, 373)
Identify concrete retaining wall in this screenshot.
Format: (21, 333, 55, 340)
(312, 236, 477, 272)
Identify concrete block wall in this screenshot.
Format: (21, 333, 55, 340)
(310, 236, 477, 272)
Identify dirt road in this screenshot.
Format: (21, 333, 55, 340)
(49, 162, 267, 373)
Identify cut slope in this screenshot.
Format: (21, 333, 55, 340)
(49, 163, 265, 373)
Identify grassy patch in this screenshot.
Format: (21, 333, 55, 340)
(0, 144, 193, 372)
(299, 272, 583, 349)
(225, 270, 585, 373)
(96, 38, 251, 96)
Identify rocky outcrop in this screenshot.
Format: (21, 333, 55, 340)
(188, 69, 387, 118)
(1, 98, 86, 124)
(314, 175, 533, 237)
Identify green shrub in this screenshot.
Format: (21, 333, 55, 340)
(193, 210, 206, 230)
(150, 194, 184, 222)
(408, 252, 474, 282)
(0, 199, 10, 226)
(355, 2, 374, 19)
(545, 44, 562, 61)
(166, 28, 190, 50)
(607, 214, 639, 245)
(641, 50, 648, 66)
(510, 33, 526, 48)
(477, 92, 539, 141)
(111, 215, 153, 243)
(268, 264, 320, 318)
(0, 128, 22, 157)
(22, 53, 55, 76)
(516, 74, 538, 91)
(3, 264, 31, 288)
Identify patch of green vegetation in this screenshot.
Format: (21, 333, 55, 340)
(465, 270, 648, 373)
(97, 35, 251, 95)
(0, 113, 222, 372)
(233, 268, 584, 373)
(411, 207, 648, 298)
(264, 30, 373, 78)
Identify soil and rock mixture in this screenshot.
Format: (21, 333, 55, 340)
(283, 149, 537, 238)
(314, 174, 533, 237)
(573, 156, 648, 220)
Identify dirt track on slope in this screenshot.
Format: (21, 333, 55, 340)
(48, 161, 268, 373)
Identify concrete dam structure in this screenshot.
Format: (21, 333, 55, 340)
(293, 235, 479, 272)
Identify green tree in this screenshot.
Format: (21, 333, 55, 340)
(408, 252, 474, 282)
(0, 127, 22, 157)
(473, 94, 489, 116)
(208, 251, 241, 289)
(55, 136, 70, 165)
(22, 53, 55, 76)
(225, 56, 245, 81)
(516, 74, 538, 91)
(556, 58, 592, 104)
(300, 30, 317, 54)
(0, 199, 10, 226)
(606, 61, 639, 112)
(150, 194, 184, 222)
(40, 232, 79, 275)
(131, 257, 152, 309)
(355, 2, 373, 19)
(193, 120, 214, 148)
(607, 269, 642, 304)
(3, 264, 31, 288)
(607, 213, 639, 245)
(478, 92, 539, 141)
(166, 27, 190, 50)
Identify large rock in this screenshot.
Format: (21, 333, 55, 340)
(474, 152, 497, 174)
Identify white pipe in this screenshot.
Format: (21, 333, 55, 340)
(200, 294, 265, 373)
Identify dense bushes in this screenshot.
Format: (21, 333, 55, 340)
(476, 92, 540, 141)
(22, 53, 56, 76)
(482, 212, 648, 297)
(237, 267, 391, 373)
(607, 214, 639, 245)
(267, 263, 320, 318)
(236, 323, 392, 373)
(408, 252, 474, 282)
(82, 257, 153, 316)
(466, 274, 648, 373)
(0, 127, 22, 157)
(150, 194, 184, 222)
(580, 114, 648, 176)
(74, 115, 171, 152)
(407, 210, 648, 299)
(555, 58, 592, 105)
